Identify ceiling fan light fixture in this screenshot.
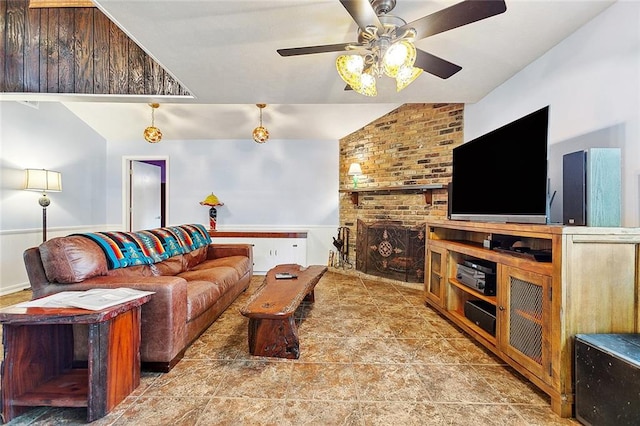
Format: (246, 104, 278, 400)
(278, 0, 508, 97)
(252, 103, 269, 143)
(396, 65, 423, 92)
(383, 40, 416, 78)
(354, 70, 377, 97)
(143, 103, 162, 143)
(336, 54, 365, 88)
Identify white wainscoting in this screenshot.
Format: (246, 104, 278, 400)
(215, 225, 337, 273)
(0, 224, 121, 296)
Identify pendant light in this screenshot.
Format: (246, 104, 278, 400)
(143, 103, 162, 143)
(252, 104, 269, 143)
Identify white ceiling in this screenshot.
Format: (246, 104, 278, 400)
(4, 0, 615, 140)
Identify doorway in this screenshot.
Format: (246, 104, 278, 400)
(123, 156, 168, 232)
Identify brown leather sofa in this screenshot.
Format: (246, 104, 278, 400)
(23, 224, 253, 372)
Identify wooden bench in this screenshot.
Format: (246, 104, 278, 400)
(240, 264, 327, 359)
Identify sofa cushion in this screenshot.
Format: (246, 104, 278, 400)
(154, 255, 185, 276)
(178, 266, 240, 294)
(191, 256, 252, 278)
(186, 280, 222, 321)
(40, 236, 108, 283)
(182, 246, 208, 270)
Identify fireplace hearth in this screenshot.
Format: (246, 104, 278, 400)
(356, 220, 425, 283)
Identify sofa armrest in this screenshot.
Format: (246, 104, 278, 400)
(207, 243, 253, 264)
(36, 276, 188, 363)
(24, 247, 48, 297)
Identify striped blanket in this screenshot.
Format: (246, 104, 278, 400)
(77, 224, 211, 270)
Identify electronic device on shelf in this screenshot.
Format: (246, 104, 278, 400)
(494, 247, 552, 262)
(455, 260, 496, 296)
(464, 300, 496, 336)
(449, 106, 550, 224)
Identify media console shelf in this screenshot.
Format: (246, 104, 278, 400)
(339, 183, 446, 205)
(424, 219, 640, 418)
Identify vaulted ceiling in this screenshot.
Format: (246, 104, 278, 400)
(1, 0, 616, 140)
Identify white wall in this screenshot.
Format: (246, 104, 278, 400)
(105, 137, 340, 268)
(105, 138, 338, 226)
(464, 1, 639, 227)
(0, 101, 109, 294)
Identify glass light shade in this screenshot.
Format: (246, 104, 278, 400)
(200, 192, 223, 206)
(336, 54, 365, 88)
(396, 66, 423, 92)
(24, 169, 62, 192)
(144, 126, 162, 143)
(252, 126, 269, 143)
(353, 71, 377, 97)
(383, 40, 416, 78)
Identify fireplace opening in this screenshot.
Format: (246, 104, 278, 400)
(356, 219, 425, 283)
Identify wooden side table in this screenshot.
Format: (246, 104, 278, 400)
(0, 295, 151, 423)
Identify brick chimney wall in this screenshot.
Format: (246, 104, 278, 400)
(338, 103, 464, 268)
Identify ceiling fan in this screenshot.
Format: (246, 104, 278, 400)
(277, 0, 507, 96)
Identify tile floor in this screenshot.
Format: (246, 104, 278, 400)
(0, 271, 580, 425)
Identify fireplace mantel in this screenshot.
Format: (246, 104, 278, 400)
(339, 184, 446, 205)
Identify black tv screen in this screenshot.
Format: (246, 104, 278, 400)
(450, 106, 549, 224)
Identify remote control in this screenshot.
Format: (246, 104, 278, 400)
(275, 273, 297, 279)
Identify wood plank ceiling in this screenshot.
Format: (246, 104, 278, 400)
(0, 0, 190, 96)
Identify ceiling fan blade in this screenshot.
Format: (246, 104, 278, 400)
(415, 49, 462, 79)
(399, 0, 507, 40)
(339, 0, 384, 33)
(277, 43, 360, 57)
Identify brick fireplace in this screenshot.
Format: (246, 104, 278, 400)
(339, 103, 464, 278)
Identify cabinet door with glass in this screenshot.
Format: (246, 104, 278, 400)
(498, 265, 552, 384)
(425, 246, 447, 307)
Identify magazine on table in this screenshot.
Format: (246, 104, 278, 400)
(16, 288, 155, 311)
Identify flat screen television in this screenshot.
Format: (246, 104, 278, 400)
(449, 106, 549, 224)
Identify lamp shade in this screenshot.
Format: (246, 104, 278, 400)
(144, 126, 163, 143)
(24, 169, 62, 192)
(336, 54, 365, 89)
(200, 192, 223, 207)
(348, 163, 363, 176)
(396, 66, 423, 92)
(252, 126, 269, 143)
(383, 41, 416, 78)
(354, 71, 377, 97)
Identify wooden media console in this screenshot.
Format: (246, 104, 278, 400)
(424, 219, 640, 417)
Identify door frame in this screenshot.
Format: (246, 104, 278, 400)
(122, 155, 169, 232)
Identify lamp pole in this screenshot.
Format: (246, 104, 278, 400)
(39, 193, 50, 242)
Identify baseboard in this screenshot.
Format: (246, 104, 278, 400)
(0, 282, 30, 296)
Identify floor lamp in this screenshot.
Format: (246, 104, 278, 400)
(24, 169, 62, 242)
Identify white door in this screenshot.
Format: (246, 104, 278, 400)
(130, 161, 162, 231)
